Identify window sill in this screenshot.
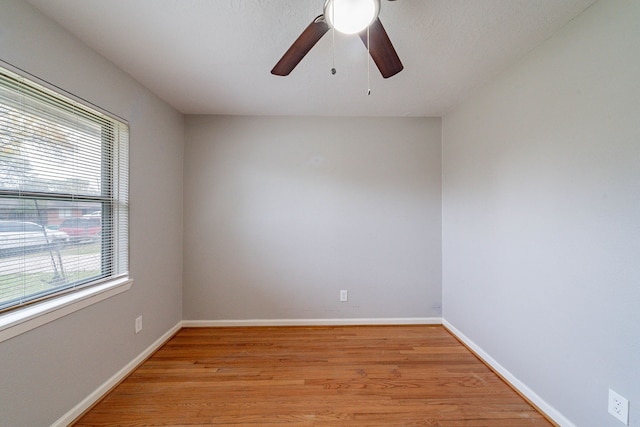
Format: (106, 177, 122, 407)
(0, 277, 133, 343)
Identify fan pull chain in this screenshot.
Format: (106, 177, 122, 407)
(331, 7, 336, 75)
(331, 26, 336, 75)
(367, 26, 371, 95)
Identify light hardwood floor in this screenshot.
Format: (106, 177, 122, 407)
(74, 325, 554, 426)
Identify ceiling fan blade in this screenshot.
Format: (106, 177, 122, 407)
(359, 18, 403, 79)
(271, 16, 329, 76)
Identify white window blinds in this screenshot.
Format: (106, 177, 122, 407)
(0, 66, 129, 312)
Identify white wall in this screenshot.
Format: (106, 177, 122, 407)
(0, 1, 184, 425)
(184, 116, 442, 321)
(442, 1, 640, 426)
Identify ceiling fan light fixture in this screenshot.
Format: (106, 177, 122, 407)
(324, 0, 380, 35)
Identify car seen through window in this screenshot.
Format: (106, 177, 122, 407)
(58, 217, 102, 243)
(0, 220, 69, 255)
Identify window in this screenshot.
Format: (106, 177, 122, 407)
(0, 66, 129, 313)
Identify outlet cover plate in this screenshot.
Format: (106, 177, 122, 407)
(608, 389, 629, 425)
(340, 290, 348, 302)
(135, 315, 143, 334)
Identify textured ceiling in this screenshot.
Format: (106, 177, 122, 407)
(26, 0, 596, 117)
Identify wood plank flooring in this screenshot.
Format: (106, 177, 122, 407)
(73, 325, 554, 426)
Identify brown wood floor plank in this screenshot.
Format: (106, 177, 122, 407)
(73, 325, 554, 426)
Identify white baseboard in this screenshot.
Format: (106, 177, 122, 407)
(51, 321, 182, 427)
(442, 319, 574, 427)
(182, 317, 442, 327)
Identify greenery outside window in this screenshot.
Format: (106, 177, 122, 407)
(0, 65, 129, 313)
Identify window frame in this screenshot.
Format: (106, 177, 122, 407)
(0, 62, 132, 340)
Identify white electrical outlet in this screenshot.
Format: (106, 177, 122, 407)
(340, 290, 348, 302)
(608, 389, 629, 425)
(135, 315, 143, 334)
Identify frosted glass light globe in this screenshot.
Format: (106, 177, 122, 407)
(324, 0, 380, 35)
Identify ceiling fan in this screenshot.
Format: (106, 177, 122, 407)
(271, 0, 403, 79)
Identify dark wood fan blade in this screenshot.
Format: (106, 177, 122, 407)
(359, 18, 403, 79)
(271, 16, 329, 76)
